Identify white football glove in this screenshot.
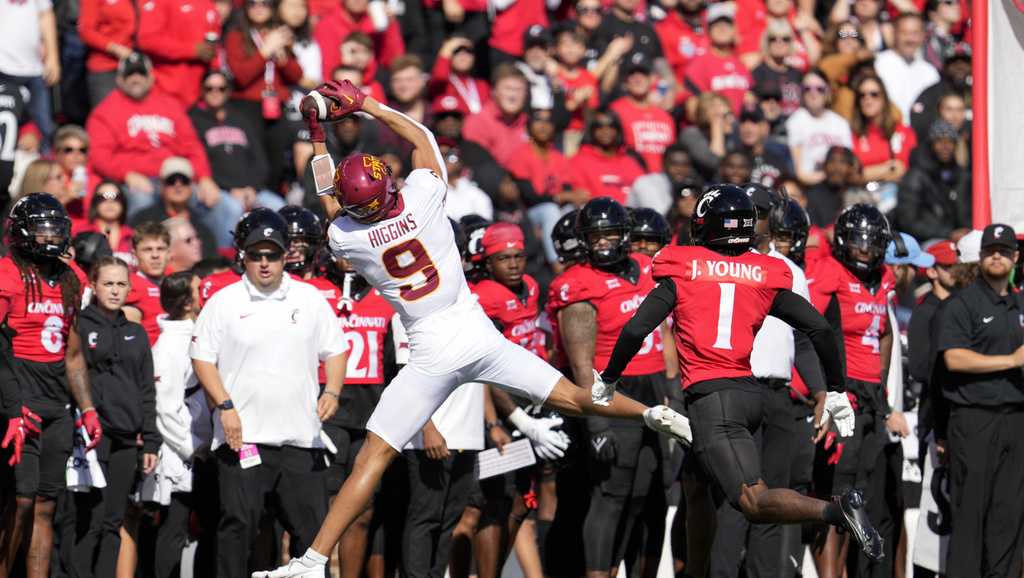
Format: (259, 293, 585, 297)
(508, 408, 570, 460)
(643, 405, 693, 446)
(591, 369, 618, 407)
(821, 391, 856, 438)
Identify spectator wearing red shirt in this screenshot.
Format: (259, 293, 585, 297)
(124, 222, 171, 344)
(80, 182, 136, 264)
(338, 32, 387, 102)
(683, 1, 753, 115)
(654, 0, 709, 84)
(463, 64, 530, 167)
(136, 0, 220, 108)
(429, 36, 490, 116)
(849, 75, 917, 186)
(314, 0, 405, 82)
(735, 0, 821, 72)
(552, 27, 599, 154)
(78, 0, 136, 105)
(488, 0, 548, 64)
(224, 0, 304, 127)
(85, 53, 222, 218)
(610, 57, 676, 173)
(505, 108, 580, 264)
(569, 109, 645, 205)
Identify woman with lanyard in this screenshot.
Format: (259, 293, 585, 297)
(0, 194, 101, 578)
(224, 0, 304, 161)
(67, 256, 160, 577)
(848, 74, 917, 211)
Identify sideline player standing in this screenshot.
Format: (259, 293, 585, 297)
(253, 79, 691, 578)
(591, 185, 884, 563)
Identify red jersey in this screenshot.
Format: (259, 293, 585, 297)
(301, 275, 343, 312)
(569, 145, 645, 205)
(199, 269, 241, 305)
(851, 124, 917, 169)
(683, 51, 753, 115)
(473, 275, 546, 360)
(338, 289, 395, 386)
(126, 271, 166, 345)
(806, 254, 895, 383)
(652, 245, 792, 388)
(655, 11, 708, 82)
(555, 68, 599, 131)
(548, 254, 665, 376)
(78, 0, 137, 73)
(610, 97, 676, 173)
(0, 257, 77, 363)
(505, 143, 573, 201)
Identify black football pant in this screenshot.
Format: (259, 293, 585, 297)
(154, 457, 219, 578)
(215, 445, 328, 578)
(65, 436, 138, 578)
(402, 449, 476, 578)
(946, 405, 1024, 578)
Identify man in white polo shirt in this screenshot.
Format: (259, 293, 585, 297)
(190, 209, 348, 578)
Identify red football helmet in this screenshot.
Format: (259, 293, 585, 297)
(333, 153, 399, 223)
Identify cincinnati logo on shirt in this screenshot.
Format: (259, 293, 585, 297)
(619, 293, 648, 314)
(27, 300, 65, 315)
(339, 315, 388, 329)
(854, 302, 887, 315)
(510, 318, 538, 338)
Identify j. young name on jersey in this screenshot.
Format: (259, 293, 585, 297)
(688, 260, 765, 284)
(367, 214, 418, 248)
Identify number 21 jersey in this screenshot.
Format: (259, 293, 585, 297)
(327, 169, 472, 329)
(653, 245, 792, 388)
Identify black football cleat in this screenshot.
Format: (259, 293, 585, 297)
(838, 490, 884, 561)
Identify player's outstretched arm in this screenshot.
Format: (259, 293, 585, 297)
(360, 97, 446, 179)
(560, 302, 599, 389)
(600, 279, 676, 384)
(769, 289, 845, 392)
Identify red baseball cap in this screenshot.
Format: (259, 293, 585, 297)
(482, 223, 525, 257)
(926, 240, 957, 267)
(431, 94, 468, 117)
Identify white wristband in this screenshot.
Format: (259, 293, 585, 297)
(311, 154, 336, 196)
(507, 407, 532, 431)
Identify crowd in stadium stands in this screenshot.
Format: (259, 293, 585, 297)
(0, 0, 999, 576)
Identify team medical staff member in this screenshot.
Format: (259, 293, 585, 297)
(935, 223, 1024, 578)
(189, 212, 348, 578)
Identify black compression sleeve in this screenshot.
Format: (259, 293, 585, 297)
(793, 330, 826, 395)
(601, 278, 676, 383)
(769, 290, 846, 392)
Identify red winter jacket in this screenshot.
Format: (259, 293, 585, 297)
(78, 0, 136, 73)
(86, 89, 212, 182)
(136, 0, 220, 107)
(224, 29, 304, 103)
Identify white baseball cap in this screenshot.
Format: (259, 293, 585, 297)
(955, 229, 983, 264)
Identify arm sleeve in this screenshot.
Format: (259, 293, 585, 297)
(793, 330, 826, 394)
(77, 0, 106, 52)
(769, 289, 845, 391)
(601, 278, 676, 383)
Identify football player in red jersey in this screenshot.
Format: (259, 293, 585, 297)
(0, 194, 102, 578)
(280, 206, 343, 310)
(547, 197, 676, 578)
(594, 185, 885, 563)
(123, 221, 171, 345)
(805, 204, 910, 577)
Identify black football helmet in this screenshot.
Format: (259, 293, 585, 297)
(71, 232, 113, 272)
(629, 208, 671, 247)
(768, 198, 810, 263)
(232, 208, 289, 258)
(832, 203, 892, 275)
(458, 214, 491, 281)
(6, 193, 72, 260)
(690, 184, 757, 254)
(279, 206, 323, 272)
(577, 197, 631, 267)
(552, 210, 584, 265)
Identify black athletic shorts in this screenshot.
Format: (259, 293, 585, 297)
(323, 424, 367, 495)
(16, 408, 73, 499)
(685, 381, 764, 509)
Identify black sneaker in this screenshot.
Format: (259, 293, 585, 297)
(837, 490, 884, 561)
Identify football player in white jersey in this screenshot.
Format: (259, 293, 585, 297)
(253, 80, 692, 578)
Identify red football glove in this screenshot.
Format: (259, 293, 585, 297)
(21, 406, 41, 436)
(317, 80, 366, 118)
(824, 431, 844, 466)
(78, 408, 103, 450)
(2, 418, 26, 466)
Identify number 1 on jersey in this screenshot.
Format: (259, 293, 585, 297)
(712, 282, 735, 350)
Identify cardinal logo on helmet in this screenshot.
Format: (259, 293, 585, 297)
(362, 156, 386, 180)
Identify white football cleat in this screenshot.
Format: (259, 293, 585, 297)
(251, 558, 326, 578)
(643, 405, 692, 446)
